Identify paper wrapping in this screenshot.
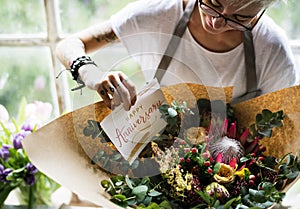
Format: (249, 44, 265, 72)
(22, 83, 300, 208)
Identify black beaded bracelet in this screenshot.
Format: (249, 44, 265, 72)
(70, 56, 97, 82)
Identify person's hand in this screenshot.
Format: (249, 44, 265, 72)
(79, 64, 137, 110)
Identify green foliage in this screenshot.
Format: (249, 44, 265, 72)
(241, 182, 285, 208)
(159, 100, 194, 136)
(277, 153, 300, 180)
(249, 109, 285, 139)
(101, 175, 163, 208)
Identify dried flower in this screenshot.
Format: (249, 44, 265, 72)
(184, 127, 207, 145)
(164, 165, 193, 199)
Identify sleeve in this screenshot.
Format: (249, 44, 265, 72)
(254, 16, 300, 95)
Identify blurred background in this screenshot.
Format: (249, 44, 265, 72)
(0, 0, 300, 207)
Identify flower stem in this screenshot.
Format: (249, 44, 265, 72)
(28, 185, 36, 209)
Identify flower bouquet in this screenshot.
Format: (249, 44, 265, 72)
(0, 99, 60, 209)
(22, 83, 300, 209)
(100, 99, 298, 208)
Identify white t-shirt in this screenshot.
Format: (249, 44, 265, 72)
(110, 0, 299, 99)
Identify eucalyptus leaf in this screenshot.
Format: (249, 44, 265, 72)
(148, 190, 162, 197)
(132, 185, 148, 201)
(125, 175, 134, 189)
(286, 170, 299, 179)
(111, 194, 128, 208)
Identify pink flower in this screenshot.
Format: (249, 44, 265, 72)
(191, 148, 198, 154)
(202, 152, 209, 159)
(204, 161, 210, 166)
(34, 76, 46, 90)
(207, 168, 213, 174)
(184, 148, 190, 153)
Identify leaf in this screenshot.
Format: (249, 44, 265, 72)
(148, 190, 162, 197)
(142, 196, 152, 206)
(17, 97, 27, 125)
(101, 180, 110, 189)
(132, 185, 148, 201)
(286, 170, 299, 179)
(111, 194, 128, 208)
(83, 120, 102, 139)
(125, 175, 134, 189)
(222, 197, 239, 209)
(213, 162, 221, 173)
(196, 190, 212, 204)
(130, 160, 140, 170)
(159, 200, 173, 209)
(262, 109, 272, 120)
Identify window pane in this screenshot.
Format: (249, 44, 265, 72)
(267, 0, 300, 39)
(59, 0, 136, 33)
(0, 0, 46, 34)
(0, 47, 54, 119)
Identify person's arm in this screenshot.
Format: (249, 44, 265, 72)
(55, 20, 136, 111)
(56, 20, 118, 68)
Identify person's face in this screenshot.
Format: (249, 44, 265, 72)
(198, 0, 265, 34)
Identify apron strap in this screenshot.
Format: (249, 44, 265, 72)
(155, 0, 197, 82)
(155, 0, 260, 104)
(231, 30, 261, 104)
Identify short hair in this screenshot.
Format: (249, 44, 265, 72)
(228, 0, 285, 12)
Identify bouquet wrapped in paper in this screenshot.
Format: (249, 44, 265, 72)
(22, 82, 300, 208)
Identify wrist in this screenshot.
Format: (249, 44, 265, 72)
(69, 56, 97, 82)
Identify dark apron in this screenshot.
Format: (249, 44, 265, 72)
(154, 0, 261, 104)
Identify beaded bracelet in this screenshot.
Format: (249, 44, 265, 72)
(70, 56, 97, 82)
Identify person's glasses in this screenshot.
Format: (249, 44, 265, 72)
(198, 0, 266, 31)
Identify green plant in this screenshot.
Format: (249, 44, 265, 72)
(0, 98, 60, 208)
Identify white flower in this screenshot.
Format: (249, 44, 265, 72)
(0, 104, 9, 123)
(25, 101, 52, 127)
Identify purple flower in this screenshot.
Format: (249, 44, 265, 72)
(26, 163, 38, 175)
(25, 163, 38, 185)
(0, 144, 12, 160)
(25, 174, 36, 186)
(21, 123, 34, 132)
(12, 130, 31, 149)
(0, 164, 12, 182)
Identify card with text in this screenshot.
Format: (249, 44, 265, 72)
(100, 79, 167, 164)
